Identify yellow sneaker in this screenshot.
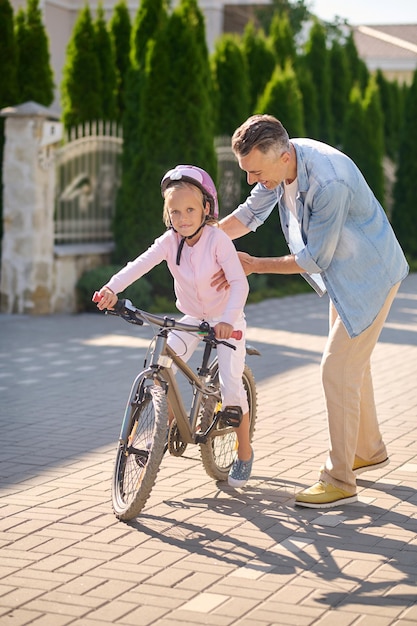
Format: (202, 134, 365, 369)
(295, 480, 357, 509)
(353, 456, 389, 475)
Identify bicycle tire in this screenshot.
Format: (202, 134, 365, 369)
(112, 382, 168, 520)
(199, 364, 257, 481)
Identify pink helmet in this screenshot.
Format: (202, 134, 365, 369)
(161, 165, 219, 218)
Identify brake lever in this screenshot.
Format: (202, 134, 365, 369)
(216, 339, 236, 351)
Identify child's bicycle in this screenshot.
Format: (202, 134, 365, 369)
(93, 293, 259, 521)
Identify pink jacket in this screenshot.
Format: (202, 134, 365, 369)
(106, 226, 249, 326)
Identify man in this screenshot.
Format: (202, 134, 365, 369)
(215, 114, 408, 508)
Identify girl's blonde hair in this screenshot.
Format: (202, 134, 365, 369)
(162, 181, 218, 228)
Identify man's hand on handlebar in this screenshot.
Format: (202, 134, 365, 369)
(94, 287, 117, 311)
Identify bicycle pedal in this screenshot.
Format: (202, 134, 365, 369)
(218, 405, 242, 428)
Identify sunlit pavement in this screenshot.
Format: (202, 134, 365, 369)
(1, 273, 416, 625)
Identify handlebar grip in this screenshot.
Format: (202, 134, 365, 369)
(231, 330, 242, 340)
(92, 291, 102, 303)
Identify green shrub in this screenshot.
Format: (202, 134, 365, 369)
(76, 264, 152, 312)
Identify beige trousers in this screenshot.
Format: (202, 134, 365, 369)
(319, 282, 400, 492)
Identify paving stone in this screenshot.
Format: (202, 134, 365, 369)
(1, 274, 417, 625)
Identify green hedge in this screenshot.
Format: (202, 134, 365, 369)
(76, 265, 152, 312)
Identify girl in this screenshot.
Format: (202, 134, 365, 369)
(95, 165, 253, 487)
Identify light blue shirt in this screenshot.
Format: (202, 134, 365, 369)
(233, 138, 409, 337)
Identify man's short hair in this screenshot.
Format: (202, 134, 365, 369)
(232, 114, 290, 157)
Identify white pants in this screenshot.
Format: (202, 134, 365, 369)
(167, 313, 249, 414)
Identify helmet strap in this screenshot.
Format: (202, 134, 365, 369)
(174, 217, 207, 265)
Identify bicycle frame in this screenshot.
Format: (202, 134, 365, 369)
(118, 325, 222, 446)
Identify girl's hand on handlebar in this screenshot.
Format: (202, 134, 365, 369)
(214, 322, 234, 340)
(93, 288, 118, 311)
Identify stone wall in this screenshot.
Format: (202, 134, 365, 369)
(0, 101, 111, 314)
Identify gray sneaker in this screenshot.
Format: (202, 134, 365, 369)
(228, 450, 254, 487)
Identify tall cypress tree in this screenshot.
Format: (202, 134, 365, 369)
(61, 5, 102, 129)
(113, 0, 167, 264)
(268, 11, 296, 68)
(138, 0, 216, 216)
(241, 21, 275, 113)
(345, 30, 369, 92)
(343, 85, 368, 173)
(256, 63, 305, 138)
(303, 20, 333, 144)
(375, 70, 403, 160)
(109, 0, 131, 121)
(0, 0, 18, 242)
(295, 59, 319, 139)
(15, 0, 54, 106)
(343, 80, 385, 205)
(211, 34, 250, 136)
(94, 3, 117, 121)
(175, 0, 215, 170)
(1, 0, 17, 107)
(329, 39, 351, 147)
(392, 70, 417, 258)
(362, 76, 385, 204)
(114, 0, 216, 291)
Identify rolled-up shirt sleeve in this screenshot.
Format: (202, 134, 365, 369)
(232, 184, 279, 231)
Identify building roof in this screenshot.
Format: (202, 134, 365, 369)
(353, 24, 417, 73)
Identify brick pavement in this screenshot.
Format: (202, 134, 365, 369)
(0, 273, 416, 626)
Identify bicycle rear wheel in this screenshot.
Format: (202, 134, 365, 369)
(112, 382, 168, 520)
(199, 364, 257, 481)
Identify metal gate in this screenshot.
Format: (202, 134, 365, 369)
(54, 121, 122, 245)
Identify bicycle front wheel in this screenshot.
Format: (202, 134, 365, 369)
(112, 382, 168, 520)
(199, 364, 257, 481)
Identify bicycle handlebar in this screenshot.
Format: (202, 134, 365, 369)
(92, 292, 242, 340)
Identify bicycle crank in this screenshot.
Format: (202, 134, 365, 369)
(167, 419, 187, 456)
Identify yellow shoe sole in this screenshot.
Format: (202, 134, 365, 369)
(353, 457, 389, 475)
(295, 481, 357, 509)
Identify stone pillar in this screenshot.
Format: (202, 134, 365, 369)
(0, 101, 62, 314)
(215, 135, 241, 218)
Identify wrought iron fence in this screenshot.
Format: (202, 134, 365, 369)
(54, 126, 240, 245)
(54, 121, 122, 245)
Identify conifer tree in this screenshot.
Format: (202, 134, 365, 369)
(362, 76, 385, 204)
(139, 0, 216, 204)
(211, 34, 250, 136)
(329, 39, 351, 147)
(114, 0, 216, 283)
(392, 70, 417, 258)
(269, 11, 296, 68)
(303, 20, 333, 144)
(168, 0, 217, 171)
(295, 60, 319, 139)
(0, 0, 18, 241)
(241, 21, 275, 113)
(109, 0, 131, 120)
(375, 70, 403, 160)
(256, 63, 305, 138)
(61, 5, 102, 129)
(94, 3, 117, 121)
(344, 31, 369, 92)
(342, 85, 368, 173)
(1, 0, 17, 107)
(343, 80, 384, 204)
(113, 0, 167, 264)
(15, 0, 54, 106)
